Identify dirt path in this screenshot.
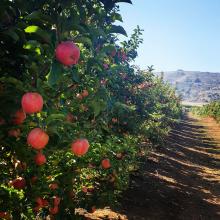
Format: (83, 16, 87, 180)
(121, 113, 220, 220)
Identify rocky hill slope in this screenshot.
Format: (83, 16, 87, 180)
(160, 70, 220, 103)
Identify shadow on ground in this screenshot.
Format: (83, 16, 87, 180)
(121, 113, 220, 220)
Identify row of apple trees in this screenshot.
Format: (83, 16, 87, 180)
(192, 101, 220, 122)
(0, 0, 182, 219)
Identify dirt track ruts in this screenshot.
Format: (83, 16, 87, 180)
(121, 113, 220, 220)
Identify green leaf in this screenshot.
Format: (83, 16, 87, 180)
(47, 61, 64, 86)
(25, 25, 51, 43)
(23, 40, 42, 55)
(88, 26, 107, 39)
(111, 13, 123, 22)
(101, 44, 116, 53)
(25, 25, 39, 33)
(98, 0, 132, 10)
(0, 77, 23, 90)
(74, 36, 92, 47)
(115, 0, 132, 4)
(25, 11, 53, 23)
(90, 100, 107, 117)
(3, 29, 19, 42)
(71, 68, 80, 83)
(72, 24, 87, 33)
(45, 113, 66, 125)
(107, 25, 127, 36)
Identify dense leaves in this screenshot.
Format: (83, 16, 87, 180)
(192, 101, 220, 122)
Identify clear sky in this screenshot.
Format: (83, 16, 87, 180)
(118, 0, 220, 72)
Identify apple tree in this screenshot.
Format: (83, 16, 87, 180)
(0, 0, 181, 219)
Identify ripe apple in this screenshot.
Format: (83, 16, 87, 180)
(116, 152, 124, 160)
(36, 197, 49, 207)
(12, 177, 26, 189)
(87, 187, 94, 193)
(12, 109, 26, 125)
(8, 129, 21, 138)
(111, 118, 118, 123)
(71, 139, 89, 156)
(33, 206, 40, 213)
(82, 186, 88, 193)
(100, 78, 107, 86)
(27, 128, 49, 150)
(66, 113, 74, 122)
(103, 63, 109, 69)
(49, 206, 59, 215)
(81, 89, 89, 97)
(101, 159, 111, 169)
(0, 212, 10, 219)
(34, 152, 46, 166)
(118, 50, 127, 61)
(53, 196, 61, 206)
(35, 197, 43, 206)
(21, 92, 43, 114)
(49, 183, 59, 190)
(111, 49, 116, 57)
(76, 93, 83, 100)
(0, 117, 5, 125)
(31, 176, 38, 184)
(55, 41, 80, 66)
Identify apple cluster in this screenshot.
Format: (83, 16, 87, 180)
(10, 42, 111, 196)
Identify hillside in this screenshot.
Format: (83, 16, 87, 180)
(161, 70, 220, 103)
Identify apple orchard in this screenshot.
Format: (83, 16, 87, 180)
(0, 0, 181, 219)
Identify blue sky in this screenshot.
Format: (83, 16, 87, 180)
(118, 0, 220, 72)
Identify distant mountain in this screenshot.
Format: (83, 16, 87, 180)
(159, 70, 220, 103)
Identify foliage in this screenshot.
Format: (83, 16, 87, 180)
(192, 101, 220, 122)
(0, 0, 181, 219)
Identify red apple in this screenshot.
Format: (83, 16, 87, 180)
(34, 152, 46, 166)
(12, 177, 26, 189)
(103, 63, 109, 69)
(66, 113, 74, 122)
(82, 186, 88, 193)
(111, 49, 116, 57)
(12, 109, 26, 125)
(71, 139, 89, 156)
(121, 51, 127, 61)
(21, 92, 43, 114)
(8, 129, 21, 138)
(0, 212, 10, 219)
(33, 206, 40, 213)
(36, 197, 49, 207)
(31, 176, 38, 184)
(49, 183, 59, 190)
(116, 152, 124, 160)
(81, 90, 89, 97)
(0, 117, 6, 125)
(100, 78, 107, 86)
(76, 93, 83, 100)
(35, 197, 43, 206)
(112, 118, 118, 123)
(49, 206, 59, 215)
(55, 41, 80, 66)
(101, 159, 111, 169)
(53, 196, 61, 206)
(27, 128, 49, 150)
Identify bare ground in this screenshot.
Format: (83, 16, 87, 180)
(120, 113, 220, 220)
